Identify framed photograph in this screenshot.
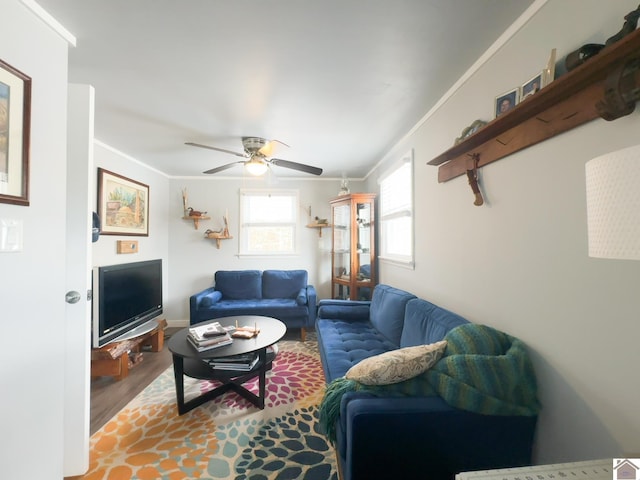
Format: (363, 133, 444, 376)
(97, 168, 149, 236)
(522, 72, 543, 100)
(0, 59, 31, 206)
(495, 88, 519, 118)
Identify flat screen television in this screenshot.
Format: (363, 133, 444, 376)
(92, 259, 163, 348)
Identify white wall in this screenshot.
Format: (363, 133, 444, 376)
(166, 176, 365, 323)
(372, 0, 640, 463)
(92, 142, 171, 312)
(0, 1, 70, 477)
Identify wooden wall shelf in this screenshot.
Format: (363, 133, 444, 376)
(428, 27, 640, 183)
(205, 231, 233, 248)
(306, 223, 331, 237)
(183, 215, 210, 230)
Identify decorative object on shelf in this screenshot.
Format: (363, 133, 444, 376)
(565, 44, 605, 72)
(427, 28, 640, 184)
(454, 120, 487, 145)
(181, 187, 188, 216)
(0, 58, 31, 206)
(605, 3, 640, 46)
(521, 71, 543, 100)
(338, 177, 350, 196)
(543, 48, 557, 86)
(187, 207, 207, 217)
(585, 143, 640, 260)
(315, 216, 328, 225)
(596, 57, 640, 120)
(465, 154, 484, 207)
(97, 168, 149, 236)
(204, 210, 232, 248)
(494, 87, 519, 118)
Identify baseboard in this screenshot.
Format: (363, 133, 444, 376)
(166, 319, 189, 329)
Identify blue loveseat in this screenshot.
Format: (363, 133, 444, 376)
(316, 284, 538, 480)
(190, 270, 317, 340)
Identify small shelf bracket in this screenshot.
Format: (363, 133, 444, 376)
(466, 154, 484, 206)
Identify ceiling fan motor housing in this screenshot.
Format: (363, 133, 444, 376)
(242, 136, 268, 155)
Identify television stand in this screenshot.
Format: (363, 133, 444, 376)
(91, 319, 167, 381)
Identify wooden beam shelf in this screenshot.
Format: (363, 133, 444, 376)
(183, 215, 210, 230)
(428, 27, 640, 183)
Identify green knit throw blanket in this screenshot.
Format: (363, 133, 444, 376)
(318, 323, 541, 443)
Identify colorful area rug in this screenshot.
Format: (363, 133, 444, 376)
(82, 336, 337, 480)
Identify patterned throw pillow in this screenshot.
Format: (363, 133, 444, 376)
(345, 341, 447, 386)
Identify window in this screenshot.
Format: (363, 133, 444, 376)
(239, 189, 299, 255)
(379, 150, 414, 267)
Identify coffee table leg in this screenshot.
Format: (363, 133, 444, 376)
(171, 355, 186, 415)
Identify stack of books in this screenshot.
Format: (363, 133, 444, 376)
(205, 352, 260, 371)
(187, 322, 233, 352)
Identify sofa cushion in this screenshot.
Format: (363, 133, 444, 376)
(345, 341, 447, 385)
(200, 290, 222, 307)
(400, 298, 469, 348)
(215, 270, 262, 300)
(262, 270, 307, 299)
(369, 285, 417, 346)
(316, 318, 397, 382)
(207, 298, 309, 319)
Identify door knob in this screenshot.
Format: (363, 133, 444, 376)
(65, 291, 81, 304)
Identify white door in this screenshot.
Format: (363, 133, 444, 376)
(63, 84, 94, 475)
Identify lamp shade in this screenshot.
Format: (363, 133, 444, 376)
(585, 144, 640, 260)
(245, 157, 269, 176)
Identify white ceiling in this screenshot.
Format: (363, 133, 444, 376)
(38, 0, 534, 179)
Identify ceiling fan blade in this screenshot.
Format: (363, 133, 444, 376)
(258, 139, 289, 158)
(186, 142, 247, 158)
(203, 161, 245, 174)
(270, 158, 323, 176)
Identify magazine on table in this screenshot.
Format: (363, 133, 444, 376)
(189, 322, 229, 341)
(187, 326, 233, 352)
(205, 352, 260, 371)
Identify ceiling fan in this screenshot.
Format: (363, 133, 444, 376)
(185, 137, 323, 176)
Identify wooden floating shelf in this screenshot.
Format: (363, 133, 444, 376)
(428, 27, 640, 183)
(205, 232, 233, 249)
(183, 215, 210, 230)
(306, 223, 331, 237)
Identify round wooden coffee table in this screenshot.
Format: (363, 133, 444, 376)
(168, 315, 286, 415)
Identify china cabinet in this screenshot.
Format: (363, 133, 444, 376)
(330, 193, 376, 300)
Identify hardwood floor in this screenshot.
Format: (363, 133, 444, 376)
(90, 327, 179, 435)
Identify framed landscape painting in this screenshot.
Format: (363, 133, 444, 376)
(97, 168, 149, 236)
(0, 59, 31, 206)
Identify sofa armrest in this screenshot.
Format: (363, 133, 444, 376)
(338, 393, 536, 480)
(189, 287, 221, 324)
(317, 299, 370, 322)
(306, 285, 317, 324)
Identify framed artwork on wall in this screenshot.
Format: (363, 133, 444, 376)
(0, 59, 31, 206)
(97, 168, 149, 236)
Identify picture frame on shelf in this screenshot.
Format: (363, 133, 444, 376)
(521, 71, 543, 100)
(495, 87, 519, 118)
(0, 59, 31, 206)
(97, 168, 149, 236)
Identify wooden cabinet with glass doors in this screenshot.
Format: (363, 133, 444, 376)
(330, 193, 377, 300)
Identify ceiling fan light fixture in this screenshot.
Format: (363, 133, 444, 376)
(245, 157, 269, 176)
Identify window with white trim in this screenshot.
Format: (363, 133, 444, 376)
(379, 150, 414, 267)
(239, 189, 299, 255)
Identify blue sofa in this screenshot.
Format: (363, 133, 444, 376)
(316, 284, 538, 480)
(190, 270, 317, 340)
